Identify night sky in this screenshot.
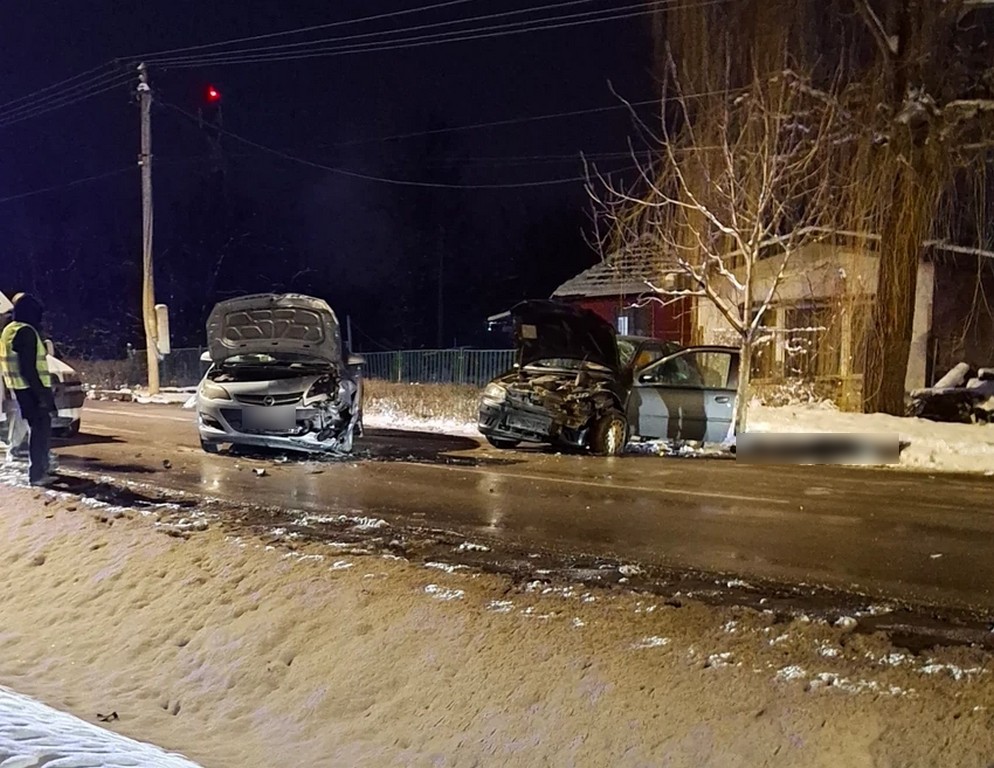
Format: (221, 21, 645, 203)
(0, 1, 655, 355)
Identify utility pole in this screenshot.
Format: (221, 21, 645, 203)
(137, 63, 160, 395)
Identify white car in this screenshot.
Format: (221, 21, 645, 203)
(0, 353, 85, 439)
(196, 293, 364, 455)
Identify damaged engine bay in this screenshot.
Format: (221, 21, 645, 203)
(504, 368, 620, 435)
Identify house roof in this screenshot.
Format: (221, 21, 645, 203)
(552, 228, 994, 301)
(552, 238, 682, 299)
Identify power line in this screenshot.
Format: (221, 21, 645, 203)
(0, 61, 119, 111)
(333, 99, 662, 147)
(147, 0, 725, 68)
(162, 100, 632, 189)
(0, 166, 134, 205)
(131, 0, 487, 59)
(0, 71, 133, 129)
(145, 0, 612, 63)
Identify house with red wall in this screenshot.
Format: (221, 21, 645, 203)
(549, 241, 694, 345)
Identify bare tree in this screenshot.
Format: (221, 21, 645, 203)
(588, 61, 844, 431)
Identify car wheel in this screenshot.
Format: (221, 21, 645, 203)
(589, 410, 628, 456)
(200, 439, 220, 454)
(485, 436, 521, 450)
(52, 419, 80, 439)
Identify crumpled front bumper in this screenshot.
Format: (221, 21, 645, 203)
(197, 397, 359, 454)
(478, 399, 558, 443)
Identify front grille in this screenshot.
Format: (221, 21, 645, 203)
(234, 392, 303, 406)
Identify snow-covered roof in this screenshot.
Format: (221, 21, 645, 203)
(552, 238, 682, 299)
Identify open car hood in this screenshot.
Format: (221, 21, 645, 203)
(206, 293, 343, 366)
(511, 300, 619, 372)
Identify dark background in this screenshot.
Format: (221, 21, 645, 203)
(0, 1, 655, 356)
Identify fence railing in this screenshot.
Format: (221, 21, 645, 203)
(127, 347, 515, 388)
(361, 349, 515, 387)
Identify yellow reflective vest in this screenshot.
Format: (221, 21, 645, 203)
(0, 321, 51, 390)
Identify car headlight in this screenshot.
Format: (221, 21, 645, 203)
(200, 381, 232, 401)
(482, 383, 507, 403)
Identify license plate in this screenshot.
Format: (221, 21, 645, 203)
(508, 414, 550, 434)
(243, 405, 296, 431)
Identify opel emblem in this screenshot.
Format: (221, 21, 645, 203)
(263, 396, 275, 407)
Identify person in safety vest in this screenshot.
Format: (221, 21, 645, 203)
(0, 304, 30, 464)
(0, 293, 57, 486)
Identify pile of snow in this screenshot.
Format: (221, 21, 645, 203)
(749, 402, 994, 474)
(88, 387, 197, 406)
(0, 685, 202, 767)
(362, 406, 479, 437)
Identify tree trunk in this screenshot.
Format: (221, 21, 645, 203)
(862, 158, 938, 415)
(736, 336, 753, 434)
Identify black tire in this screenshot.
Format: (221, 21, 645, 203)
(589, 410, 628, 456)
(486, 436, 521, 450)
(52, 419, 81, 439)
(200, 439, 220, 454)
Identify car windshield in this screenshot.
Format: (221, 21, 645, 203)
(522, 357, 612, 373)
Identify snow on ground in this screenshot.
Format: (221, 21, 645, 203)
(0, 685, 202, 767)
(2, 483, 994, 765)
(748, 401, 994, 474)
(88, 387, 197, 406)
(361, 406, 480, 437)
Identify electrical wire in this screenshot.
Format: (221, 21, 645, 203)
(0, 72, 133, 128)
(162, 100, 633, 189)
(0, 165, 135, 204)
(131, 0, 487, 59)
(147, 0, 726, 68)
(0, 61, 120, 111)
(332, 99, 662, 147)
(145, 0, 615, 63)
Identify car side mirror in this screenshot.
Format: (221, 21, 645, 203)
(199, 351, 212, 363)
(347, 355, 365, 367)
(44, 339, 55, 357)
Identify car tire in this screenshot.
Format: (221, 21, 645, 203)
(485, 436, 521, 450)
(589, 410, 628, 456)
(200, 439, 220, 454)
(52, 419, 81, 439)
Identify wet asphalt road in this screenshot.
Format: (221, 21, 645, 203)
(50, 400, 994, 613)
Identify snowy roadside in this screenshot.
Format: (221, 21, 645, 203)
(0, 685, 202, 768)
(1, 484, 994, 766)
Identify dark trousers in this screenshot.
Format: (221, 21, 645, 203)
(14, 390, 51, 483)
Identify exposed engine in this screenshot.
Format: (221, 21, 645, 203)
(506, 371, 616, 431)
(303, 374, 359, 443)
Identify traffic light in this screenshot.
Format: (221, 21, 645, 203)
(206, 85, 221, 103)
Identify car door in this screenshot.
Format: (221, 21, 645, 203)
(630, 347, 739, 443)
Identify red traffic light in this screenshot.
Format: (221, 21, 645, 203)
(205, 85, 221, 103)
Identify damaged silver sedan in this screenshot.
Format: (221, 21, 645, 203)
(196, 293, 363, 455)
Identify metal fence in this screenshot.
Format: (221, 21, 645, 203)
(127, 347, 210, 388)
(133, 347, 515, 388)
(361, 349, 515, 386)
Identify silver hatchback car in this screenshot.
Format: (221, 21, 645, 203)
(196, 293, 364, 454)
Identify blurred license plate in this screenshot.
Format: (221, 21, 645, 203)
(508, 414, 550, 433)
(243, 405, 296, 431)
